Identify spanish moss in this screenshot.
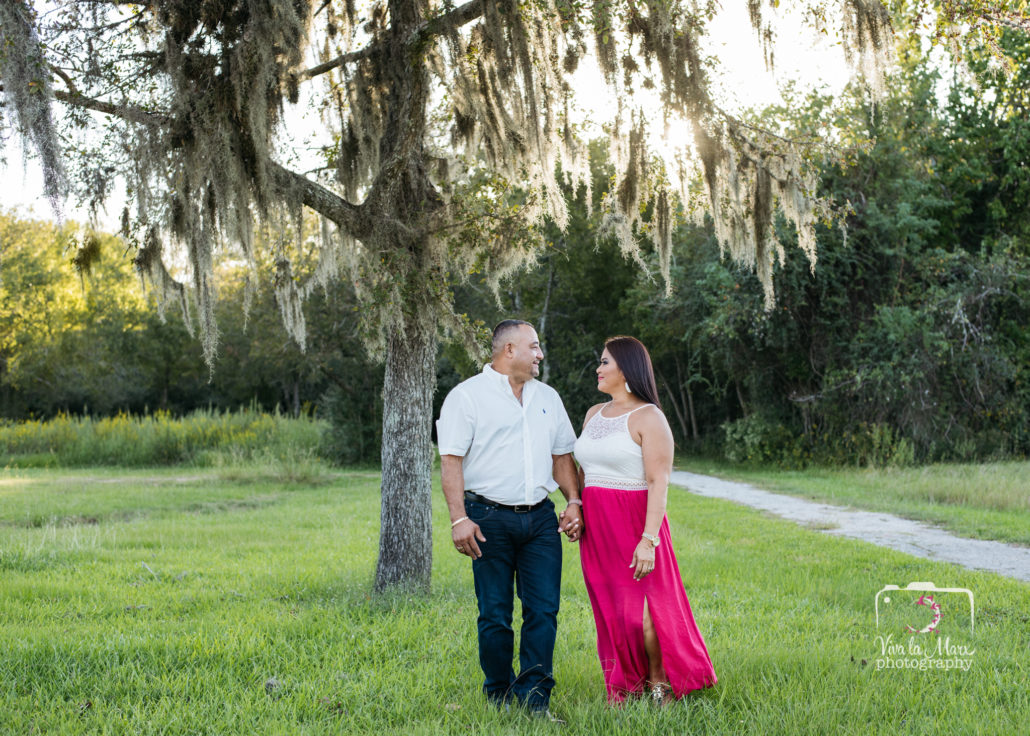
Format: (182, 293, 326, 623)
(0, 1, 65, 212)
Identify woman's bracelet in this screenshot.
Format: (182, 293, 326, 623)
(566, 499, 583, 507)
(451, 516, 469, 528)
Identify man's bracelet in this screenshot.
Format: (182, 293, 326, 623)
(566, 499, 583, 507)
(451, 516, 469, 528)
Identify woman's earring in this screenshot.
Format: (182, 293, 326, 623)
(625, 382, 632, 394)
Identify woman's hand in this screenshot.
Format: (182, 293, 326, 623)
(630, 538, 656, 580)
(558, 505, 583, 542)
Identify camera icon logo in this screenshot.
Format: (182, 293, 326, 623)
(875, 582, 975, 635)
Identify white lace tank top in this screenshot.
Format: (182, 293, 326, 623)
(573, 403, 651, 490)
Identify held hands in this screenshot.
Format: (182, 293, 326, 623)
(558, 505, 583, 542)
(630, 538, 656, 580)
(452, 519, 486, 559)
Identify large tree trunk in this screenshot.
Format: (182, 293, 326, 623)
(375, 308, 436, 593)
(369, 0, 441, 593)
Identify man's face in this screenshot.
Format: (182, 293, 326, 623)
(509, 325, 544, 382)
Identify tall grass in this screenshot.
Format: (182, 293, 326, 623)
(0, 410, 327, 468)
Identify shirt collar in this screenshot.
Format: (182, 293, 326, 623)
(483, 363, 535, 401)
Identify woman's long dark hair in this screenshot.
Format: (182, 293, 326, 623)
(604, 336, 662, 410)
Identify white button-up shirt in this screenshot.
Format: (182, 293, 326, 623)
(436, 364, 577, 505)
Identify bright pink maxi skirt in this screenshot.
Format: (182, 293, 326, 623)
(580, 485, 717, 703)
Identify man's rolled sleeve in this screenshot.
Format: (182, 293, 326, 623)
(436, 389, 475, 457)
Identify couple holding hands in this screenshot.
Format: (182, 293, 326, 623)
(437, 320, 716, 722)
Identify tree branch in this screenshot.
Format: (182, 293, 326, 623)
(51, 88, 370, 239)
(268, 160, 370, 239)
(717, 106, 822, 148)
(298, 0, 485, 80)
(298, 46, 378, 80)
(417, 0, 486, 45)
(53, 88, 172, 126)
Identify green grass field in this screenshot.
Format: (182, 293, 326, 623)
(676, 459, 1030, 547)
(1, 464, 1027, 734)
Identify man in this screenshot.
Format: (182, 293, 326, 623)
(436, 319, 582, 720)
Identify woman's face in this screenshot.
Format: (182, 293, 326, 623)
(596, 348, 625, 395)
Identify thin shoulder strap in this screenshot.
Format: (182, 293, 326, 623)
(626, 403, 653, 416)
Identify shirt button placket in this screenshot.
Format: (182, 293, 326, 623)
(522, 401, 533, 505)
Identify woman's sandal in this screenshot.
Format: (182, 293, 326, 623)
(649, 682, 675, 706)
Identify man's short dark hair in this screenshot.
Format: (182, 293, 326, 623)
(492, 319, 534, 356)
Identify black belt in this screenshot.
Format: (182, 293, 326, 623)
(464, 491, 547, 513)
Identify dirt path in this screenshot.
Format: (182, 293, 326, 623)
(670, 470, 1030, 583)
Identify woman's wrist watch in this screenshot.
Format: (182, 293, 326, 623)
(641, 532, 660, 548)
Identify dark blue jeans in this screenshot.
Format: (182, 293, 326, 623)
(466, 496, 562, 711)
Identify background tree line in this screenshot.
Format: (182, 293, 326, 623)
(3, 43, 1028, 467)
(0, 215, 382, 465)
(448, 41, 1030, 466)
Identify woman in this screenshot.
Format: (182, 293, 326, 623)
(571, 336, 716, 704)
